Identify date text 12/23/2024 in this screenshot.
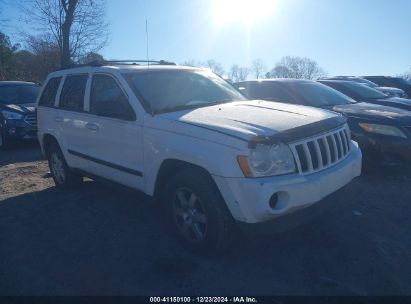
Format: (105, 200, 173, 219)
(150, 297, 258, 303)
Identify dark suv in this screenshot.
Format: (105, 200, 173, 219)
(363, 76, 411, 97)
(0, 81, 41, 149)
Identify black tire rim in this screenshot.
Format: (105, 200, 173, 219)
(172, 187, 208, 243)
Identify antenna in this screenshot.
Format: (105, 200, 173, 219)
(145, 20, 149, 67)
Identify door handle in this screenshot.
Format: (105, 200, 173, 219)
(86, 122, 99, 131)
(54, 116, 63, 123)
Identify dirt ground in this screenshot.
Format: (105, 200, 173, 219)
(1, 143, 410, 295)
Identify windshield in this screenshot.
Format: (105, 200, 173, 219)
(125, 69, 246, 114)
(290, 82, 357, 106)
(340, 82, 388, 99)
(0, 84, 40, 105)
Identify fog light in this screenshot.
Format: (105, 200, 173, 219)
(8, 128, 16, 135)
(269, 193, 279, 209)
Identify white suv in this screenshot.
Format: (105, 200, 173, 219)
(37, 62, 362, 253)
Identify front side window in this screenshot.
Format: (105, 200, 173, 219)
(39, 77, 61, 106)
(0, 84, 40, 105)
(59, 74, 88, 111)
(90, 74, 135, 120)
(125, 69, 246, 114)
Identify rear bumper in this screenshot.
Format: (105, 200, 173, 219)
(213, 142, 362, 224)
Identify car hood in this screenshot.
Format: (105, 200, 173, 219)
(0, 103, 36, 113)
(159, 100, 341, 142)
(331, 102, 411, 124)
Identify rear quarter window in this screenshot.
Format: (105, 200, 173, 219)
(59, 74, 88, 111)
(38, 77, 62, 107)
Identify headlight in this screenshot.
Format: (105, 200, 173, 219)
(237, 143, 296, 177)
(1, 111, 24, 120)
(359, 123, 407, 138)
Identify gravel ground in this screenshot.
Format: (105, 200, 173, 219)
(0, 143, 410, 296)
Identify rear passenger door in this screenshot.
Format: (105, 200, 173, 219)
(83, 73, 144, 190)
(56, 74, 90, 170)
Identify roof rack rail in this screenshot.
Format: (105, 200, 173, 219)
(106, 60, 176, 66)
(55, 59, 176, 71)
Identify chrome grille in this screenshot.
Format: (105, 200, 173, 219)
(24, 114, 37, 126)
(290, 125, 351, 175)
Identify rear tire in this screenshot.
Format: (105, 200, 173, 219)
(162, 168, 235, 255)
(47, 142, 83, 189)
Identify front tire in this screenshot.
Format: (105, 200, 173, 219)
(162, 168, 235, 255)
(47, 142, 83, 189)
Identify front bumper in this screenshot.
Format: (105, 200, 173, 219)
(213, 142, 362, 224)
(353, 131, 411, 164)
(2, 119, 37, 142)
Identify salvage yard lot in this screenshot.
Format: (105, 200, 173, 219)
(1, 144, 410, 295)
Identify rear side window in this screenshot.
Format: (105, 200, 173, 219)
(90, 74, 135, 121)
(59, 74, 88, 111)
(39, 77, 61, 106)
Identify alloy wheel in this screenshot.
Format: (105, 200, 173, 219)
(172, 188, 208, 243)
(50, 151, 66, 184)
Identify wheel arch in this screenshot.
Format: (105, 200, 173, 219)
(41, 133, 60, 157)
(153, 159, 216, 201)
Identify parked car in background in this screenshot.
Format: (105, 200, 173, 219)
(321, 76, 407, 98)
(235, 79, 411, 167)
(37, 63, 362, 254)
(363, 76, 411, 98)
(0, 81, 41, 149)
(318, 80, 411, 111)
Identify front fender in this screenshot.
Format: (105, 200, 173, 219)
(143, 127, 246, 196)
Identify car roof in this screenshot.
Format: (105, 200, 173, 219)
(318, 79, 357, 84)
(236, 79, 314, 85)
(46, 64, 203, 78)
(0, 81, 38, 87)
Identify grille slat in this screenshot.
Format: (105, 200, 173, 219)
(322, 137, 332, 165)
(302, 143, 314, 172)
(313, 140, 323, 169)
(340, 130, 348, 154)
(290, 125, 351, 175)
(24, 114, 37, 126)
(330, 134, 339, 160)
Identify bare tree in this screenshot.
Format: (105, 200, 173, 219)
(204, 59, 225, 76)
(181, 60, 202, 67)
(24, 35, 61, 80)
(270, 56, 326, 80)
(229, 65, 240, 82)
(21, 0, 109, 68)
(238, 67, 250, 81)
(399, 69, 411, 82)
(230, 64, 249, 82)
(251, 59, 267, 79)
